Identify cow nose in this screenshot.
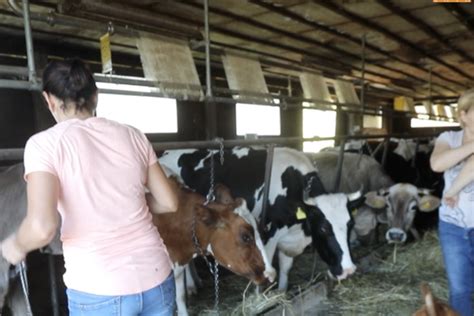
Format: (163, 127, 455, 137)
(337, 265, 357, 281)
(386, 228, 407, 243)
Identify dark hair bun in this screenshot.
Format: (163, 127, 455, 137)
(42, 58, 98, 112)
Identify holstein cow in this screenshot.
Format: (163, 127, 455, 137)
(151, 177, 274, 315)
(307, 151, 394, 245)
(159, 147, 364, 290)
(364, 183, 441, 243)
(0, 164, 62, 315)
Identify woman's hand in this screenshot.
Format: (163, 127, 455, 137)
(444, 194, 459, 208)
(1, 234, 27, 265)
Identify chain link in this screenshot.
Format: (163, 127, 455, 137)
(191, 211, 220, 315)
(205, 150, 215, 205)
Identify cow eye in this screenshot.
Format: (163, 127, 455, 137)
(241, 232, 253, 244)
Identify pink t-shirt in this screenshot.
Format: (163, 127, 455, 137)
(23, 117, 172, 295)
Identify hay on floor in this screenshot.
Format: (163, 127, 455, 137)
(326, 230, 448, 315)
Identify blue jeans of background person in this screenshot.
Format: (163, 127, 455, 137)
(67, 272, 175, 316)
(439, 220, 474, 316)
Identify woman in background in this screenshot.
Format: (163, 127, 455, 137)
(430, 88, 474, 316)
(1, 58, 178, 315)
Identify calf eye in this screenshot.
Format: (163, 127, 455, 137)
(241, 233, 253, 244)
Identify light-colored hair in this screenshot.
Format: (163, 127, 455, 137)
(457, 88, 474, 128)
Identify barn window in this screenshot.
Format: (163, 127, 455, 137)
(411, 105, 459, 128)
(236, 103, 281, 136)
(96, 82, 178, 134)
(302, 108, 336, 153)
(363, 115, 383, 129)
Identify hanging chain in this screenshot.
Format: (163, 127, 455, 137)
(213, 260, 219, 314)
(304, 175, 315, 201)
(191, 211, 220, 315)
(205, 150, 215, 205)
(205, 138, 225, 205)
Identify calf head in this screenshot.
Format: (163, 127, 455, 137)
(365, 183, 440, 244)
(196, 199, 268, 285)
(412, 282, 459, 316)
(306, 190, 364, 280)
(214, 184, 276, 283)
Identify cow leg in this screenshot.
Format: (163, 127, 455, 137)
(184, 263, 200, 295)
(0, 261, 10, 314)
(6, 278, 28, 316)
(277, 252, 294, 291)
(173, 265, 189, 316)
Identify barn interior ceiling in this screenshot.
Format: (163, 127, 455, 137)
(0, 0, 473, 105)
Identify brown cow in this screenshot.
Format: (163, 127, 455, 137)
(149, 177, 272, 315)
(412, 283, 459, 316)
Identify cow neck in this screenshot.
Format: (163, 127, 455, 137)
(191, 207, 211, 257)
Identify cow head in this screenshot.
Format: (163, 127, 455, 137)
(196, 200, 269, 285)
(365, 183, 440, 243)
(214, 184, 276, 283)
(305, 190, 364, 280)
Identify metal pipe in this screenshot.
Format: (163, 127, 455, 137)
(21, 0, 36, 83)
(381, 137, 390, 168)
(0, 148, 25, 161)
(333, 139, 346, 192)
(47, 255, 60, 316)
(0, 79, 41, 90)
(204, 0, 212, 98)
(0, 65, 28, 77)
(360, 33, 366, 117)
(259, 144, 275, 237)
(0, 134, 443, 161)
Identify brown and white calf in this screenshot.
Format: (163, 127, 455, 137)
(149, 177, 275, 315)
(412, 282, 458, 316)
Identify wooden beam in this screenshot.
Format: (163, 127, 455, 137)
(377, 0, 474, 64)
(314, 0, 472, 83)
(247, 0, 461, 93)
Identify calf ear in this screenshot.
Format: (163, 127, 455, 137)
(364, 191, 387, 209)
(214, 183, 235, 205)
(418, 195, 441, 212)
(195, 205, 222, 228)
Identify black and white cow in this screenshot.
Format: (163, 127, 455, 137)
(159, 147, 364, 290)
(0, 164, 62, 315)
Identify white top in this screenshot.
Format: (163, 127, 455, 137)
(437, 130, 474, 228)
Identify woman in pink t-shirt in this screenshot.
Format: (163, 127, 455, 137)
(1, 59, 178, 315)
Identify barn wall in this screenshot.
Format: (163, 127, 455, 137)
(0, 89, 36, 149)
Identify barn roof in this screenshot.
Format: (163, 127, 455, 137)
(0, 0, 472, 104)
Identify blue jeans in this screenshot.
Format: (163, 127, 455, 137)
(439, 220, 474, 316)
(67, 272, 176, 316)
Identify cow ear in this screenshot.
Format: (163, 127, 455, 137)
(347, 189, 365, 210)
(418, 195, 441, 212)
(364, 191, 387, 209)
(195, 205, 223, 228)
(214, 183, 235, 205)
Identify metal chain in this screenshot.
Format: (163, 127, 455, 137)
(213, 260, 219, 314)
(205, 138, 224, 205)
(191, 211, 220, 315)
(215, 137, 224, 165)
(304, 175, 315, 201)
(205, 150, 215, 205)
